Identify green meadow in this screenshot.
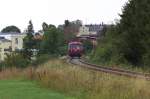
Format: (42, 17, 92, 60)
(0, 80, 75, 99)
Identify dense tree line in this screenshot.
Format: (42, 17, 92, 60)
(92, 0, 150, 67)
(23, 21, 66, 62)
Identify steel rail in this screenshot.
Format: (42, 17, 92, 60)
(69, 58, 150, 80)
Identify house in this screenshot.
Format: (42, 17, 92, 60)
(77, 25, 90, 37)
(34, 32, 43, 40)
(85, 24, 104, 35)
(0, 32, 26, 61)
(77, 24, 104, 37)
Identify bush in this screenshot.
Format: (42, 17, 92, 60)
(31, 54, 53, 66)
(83, 40, 93, 54)
(143, 52, 150, 67)
(58, 45, 68, 56)
(3, 53, 29, 68)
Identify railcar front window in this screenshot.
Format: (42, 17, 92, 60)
(69, 44, 83, 49)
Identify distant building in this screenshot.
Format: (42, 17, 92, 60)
(34, 32, 43, 40)
(77, 25, 89, 37)
(72, 20, 83, 25)
(77, 24, 104, 37)
(36, 30, 44, 36)
(85, 24, 104, 34)
(58, 20, 106, 41)
(0, 32, 26, 61)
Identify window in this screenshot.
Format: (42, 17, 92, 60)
(15, 47, 19, 51)
(4, 48, 10, 51)
(15, 38, 18, 44)
(9, 46, 12, 52)
(4, 46, 12, 52)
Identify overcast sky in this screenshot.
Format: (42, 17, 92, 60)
(0, 0, 127, 32)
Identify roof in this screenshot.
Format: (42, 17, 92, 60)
(0, 32, 21, 35)
(85, 24, 104, 32)
(0, 37, 11, 42)
(0, 32, 26, 40)
(69, 41, 82, 45)
(0, 32, 26, 36)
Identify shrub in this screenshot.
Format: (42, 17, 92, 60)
(83, 40, 93, 54)
(143, 52, 150, 67)
(3, 53, 29, 68)
(58, 45, 68, 56)
(31, 54, 53, 66)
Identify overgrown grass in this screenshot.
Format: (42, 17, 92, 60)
(28, 59, 150, 99)
(1, 59, 150, 99)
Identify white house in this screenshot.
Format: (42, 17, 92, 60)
(77, 24, 104, 37)
(77, 25, 90, 37)
(0, 32, 26, 61)
(0, 32, 26, 51)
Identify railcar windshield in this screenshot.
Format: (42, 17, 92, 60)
(68, 44, 83, 49)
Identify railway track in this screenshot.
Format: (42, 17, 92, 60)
(69, 58, 150, 80)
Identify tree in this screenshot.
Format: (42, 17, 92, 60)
(117, 0, 150, 66)
(23, 20, 36, 60)
(93, 0, 150, 66)
(28, 20, 34, 33)
(64, 20, 70, 27)
(83, 40, 93, 54)
(42, 22, 49, 31)
(64, 20, 80, 42)
(1, 25, 21, 33)
(40, 25, 65, 55)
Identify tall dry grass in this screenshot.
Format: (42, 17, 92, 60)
(0, 59, 150, 99)
(0, 68, 23, 80)
(28, 59, 150, 99)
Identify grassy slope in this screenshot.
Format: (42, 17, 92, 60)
(1, 60, 150, 99)
(0, 80, 75, 99)
(32, 59, 150, 99)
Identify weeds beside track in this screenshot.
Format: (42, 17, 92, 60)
(69, 58, 150, 80)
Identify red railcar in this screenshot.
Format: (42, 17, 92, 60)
(68, 41, 84, 58)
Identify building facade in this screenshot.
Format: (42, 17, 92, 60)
(0, 37, 11, 61)
(77, 24, 104, 37)
(77, 25, 90, 37)
(0, 33, 26, 61)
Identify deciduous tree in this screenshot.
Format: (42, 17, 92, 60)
(1, 25, 21, 33)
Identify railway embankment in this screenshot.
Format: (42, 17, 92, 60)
(1, 59, 150, 99)
(69, 58, 150, 80)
